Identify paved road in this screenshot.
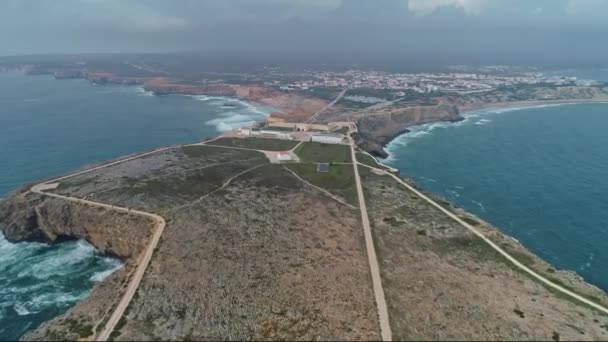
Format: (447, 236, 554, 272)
(356, 161, 608, 317)
(349, 138, 393, 341)
(305, 88, 347, 124)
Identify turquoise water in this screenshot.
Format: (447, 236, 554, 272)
(385, 103, 608, 292)
(0, 71, 272, 340)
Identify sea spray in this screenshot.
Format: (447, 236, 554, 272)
(0, 235, 122, 340)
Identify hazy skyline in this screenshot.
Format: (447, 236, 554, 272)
(2, 0, 608, 67)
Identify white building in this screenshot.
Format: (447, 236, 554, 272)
(260, 130, 291, 139)
(311, 133, 344, 145)
(277, 152, 293, 161)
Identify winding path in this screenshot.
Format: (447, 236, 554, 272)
(29, 149, 169, 341)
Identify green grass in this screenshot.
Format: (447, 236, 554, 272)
(181, 145, 265, 159)
(264, 126, 294, 132)
(286, 163, 358, 206)
(206, 137, 299, 151)
(127, 162, 265, 199)
(294, 142, 352, 163)
(356, 152, 389, 170)
(331, 126, 350, 134)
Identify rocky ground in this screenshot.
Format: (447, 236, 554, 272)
(1, 145, 380, 340)
(362, 171, 608, 341)
(2, 141, 608, 340)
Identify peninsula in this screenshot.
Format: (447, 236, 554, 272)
(2, 55, 608, 340)
(1, 124, 608, 340)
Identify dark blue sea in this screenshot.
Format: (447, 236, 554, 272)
(385, 102, 608, 293)
(0, 71, 272, 340)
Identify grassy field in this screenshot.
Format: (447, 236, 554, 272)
(294, 142, 352, 163)
(355, 152, 389, 170)
(207, 137, 299, 151)
(286, 163, 358, 206)
(181, 145, 264, 159)
(263, 126, 294, 132)
(331, 126, 350, 134)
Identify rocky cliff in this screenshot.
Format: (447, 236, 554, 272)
(354, 103, 462, 158)
(0, 192, 154, 259)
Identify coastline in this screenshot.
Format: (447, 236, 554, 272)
(2, 126, 608, 339)
(379, 102, 608, 295)
(3, 68, 608, 339)
(0, 68, 326, 122)
(381, 98, 608, 155)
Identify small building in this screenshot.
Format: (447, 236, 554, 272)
(260, 130, 290, 139)
(277, 151, 292, 162)
(317, 163, 330, 173)
(311, 133, 344, 145)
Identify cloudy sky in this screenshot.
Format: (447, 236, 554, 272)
(2, 0, 608, 67)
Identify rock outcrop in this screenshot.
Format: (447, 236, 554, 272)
(354, 103, 462, 158)
(0, 192, 154, 259)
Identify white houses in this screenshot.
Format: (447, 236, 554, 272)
(311, 133, 344, 145)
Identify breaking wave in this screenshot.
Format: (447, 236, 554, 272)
(0, 235, 122, 340)
(135, 86, 154, 97)
(203, 99, 272, 132)
(384, 102, 588, 163)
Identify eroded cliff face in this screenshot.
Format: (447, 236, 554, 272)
(0, 192, 154, 259)
(355, 103, 462, 157)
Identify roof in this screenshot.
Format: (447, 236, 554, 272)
(312, 133, 343, 139)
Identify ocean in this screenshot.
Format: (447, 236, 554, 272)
(385, 103, 608, 292)
(0, 71, 273, 340)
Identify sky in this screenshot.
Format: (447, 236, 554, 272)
(1, 0, 608, 67)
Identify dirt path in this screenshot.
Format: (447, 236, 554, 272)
(282, 166, 357, 210)
(30, 184, 165, 341)
(170, 162, 267, 211)
(349, 139, 393, 341)
(356, 162, 608, 316)
(29, 147, 175, 341)
(305, 88, 347, 124)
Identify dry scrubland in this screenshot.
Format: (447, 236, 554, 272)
(23, 145, 379, 340)
(2, 140, 608, 340)
(362, 172, 608, 341)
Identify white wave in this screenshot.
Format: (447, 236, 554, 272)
(471, 199, 486, 212)
(90, 258, 123, 282)
(475, 118, 492, 125)
(15, 291, 89, 315)
(384, 102, 596, 159)
(192, 95, 226, 102)
(14, 303, 32, 316)
(135, 86, 154, 97)
(204, 105, 269, 132)
(17, 240, 97, 279)
(23, 98, 42, 102)
(242, 101, 272, 116)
